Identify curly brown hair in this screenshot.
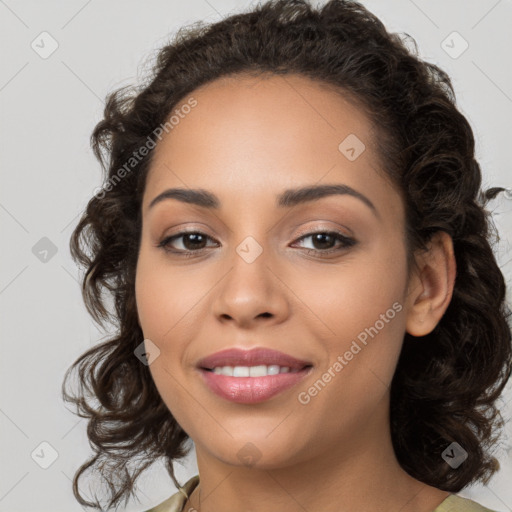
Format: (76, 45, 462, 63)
(62, 0, 512, 509)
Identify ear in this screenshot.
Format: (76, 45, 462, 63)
(405, 230, 457, 337)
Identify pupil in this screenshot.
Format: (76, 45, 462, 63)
(313, 233, 333, 250)
(184, 233, 206, 250)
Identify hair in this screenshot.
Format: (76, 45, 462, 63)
(62, 0, 512, 509)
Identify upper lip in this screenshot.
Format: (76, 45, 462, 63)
(197, 348, 313, 371)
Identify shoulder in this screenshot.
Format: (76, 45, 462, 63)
(142, 475, 200, 512)
(434, 493, 498, 512)
(141, 481, 496, 512)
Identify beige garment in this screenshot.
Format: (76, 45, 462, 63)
(143, 475, 497, 512)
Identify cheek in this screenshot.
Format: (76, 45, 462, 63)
(310, 240, 408, 381)
(134, 246, 213, 394)
(135, 244, 199, 340)
(135, 262, 171, 341)
(134, 250, 194, 417)
(135, 249, 185, 348)
(303, 245, 406, 336)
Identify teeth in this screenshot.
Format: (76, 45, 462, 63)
(211, 365, 295, 377)
(250, 365, 267, 377)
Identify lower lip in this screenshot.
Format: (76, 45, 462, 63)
(199, 367, 313, 404)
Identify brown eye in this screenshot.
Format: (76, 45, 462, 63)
(179, 233, 208, 250)
(308, 233, 337, 250)
(157, 231, 218, 254)
(156, 229, 356, 258)
(292, 231, 356, 256)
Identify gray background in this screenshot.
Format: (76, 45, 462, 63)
(1, 0, 512, 511)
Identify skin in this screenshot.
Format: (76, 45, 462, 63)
(135, 73, 456, 512)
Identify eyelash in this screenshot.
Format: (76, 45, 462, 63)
(156, 229, 357, 258)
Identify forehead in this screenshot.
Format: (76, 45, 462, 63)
(143, 72, 397, 217)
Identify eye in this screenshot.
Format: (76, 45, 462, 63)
(291, 230, 356, 256)
(156, 229, 357, 257)
(157, 231, 218, 255)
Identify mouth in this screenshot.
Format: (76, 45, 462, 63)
(200, 363, 313, 376)
(196, 347, 313, 372)
(196, 347, 314, 404)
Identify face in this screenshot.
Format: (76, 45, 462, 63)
(135, 73, 411, 469)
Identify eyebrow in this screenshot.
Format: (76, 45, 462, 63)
(148, 184, 379, 217)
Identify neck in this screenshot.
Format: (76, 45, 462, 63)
(184, 397, 449, 512)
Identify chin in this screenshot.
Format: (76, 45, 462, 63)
(201, 434, 306, 469)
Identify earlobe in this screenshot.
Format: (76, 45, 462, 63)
(405, 230, 456, 337)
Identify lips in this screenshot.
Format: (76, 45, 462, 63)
(196, 347, 313, 371)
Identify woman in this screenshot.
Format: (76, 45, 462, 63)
(62, 1, 512, 511)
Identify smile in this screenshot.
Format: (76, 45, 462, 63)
(199, 365, 313, 404)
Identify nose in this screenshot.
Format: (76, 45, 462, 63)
(211, 245, 290, 329)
